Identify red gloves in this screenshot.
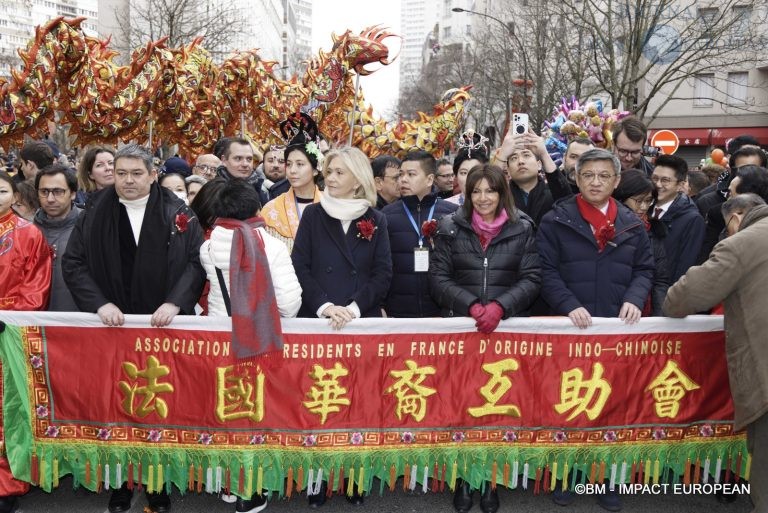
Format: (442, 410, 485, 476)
(469, 303, 485, 321)
(476, 301, 504, 334)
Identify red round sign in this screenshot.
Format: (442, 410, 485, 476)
(650, 130, 680, 155)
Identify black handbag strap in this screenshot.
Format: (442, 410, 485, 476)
(214, 267, 232, 316)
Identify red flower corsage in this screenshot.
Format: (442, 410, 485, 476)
(175, 213, 189, 233)
(356, 218, 377, 241)
(421, 219, 438, 248)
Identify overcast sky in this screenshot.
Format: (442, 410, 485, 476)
(311, 0, 401, 119)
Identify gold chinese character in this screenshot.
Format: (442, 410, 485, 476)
(645, 360, 700, 418)
(215, 365, 265, 423)
(119, 355, 174, 418)
(303, 362, 351, 424)
(554, 362, 612, 421)
(386, 360, 437, 422)
(467, 359, 521, 418)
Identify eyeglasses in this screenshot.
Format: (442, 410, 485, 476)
(615, 147, 643, 158)
(578, 172, 616, 183)
(37, 188, 68, 198)
(651, 176, 678, 186)
(436, 173, 454, 179)
(382, 174, 400, 182)
(627, 195, 653, 208)
(194, 165, 218, 176)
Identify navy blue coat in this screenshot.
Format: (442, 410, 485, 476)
(536, 196, 655, 317)
(381, 193, 458, 317)
(658, 193, 705, 283)
(291, 203, 392, 318)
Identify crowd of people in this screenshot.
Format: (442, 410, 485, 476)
(0, 114, 766, 513)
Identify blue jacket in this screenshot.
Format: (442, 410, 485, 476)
(291, 203, 392, 318)
(382, 193, 458, 317)
(536, 196, 655, 317)
(658, 193, 705, 283)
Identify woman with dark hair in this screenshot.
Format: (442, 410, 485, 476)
(77, 145, 115, 193)
(11, 180, 39, 221)
(447, 130, 490, 206)
(430, 164, 540, 513)
(158, 172, 188, 203)
(261, 113, 323, 252)
(190, 178, 228, 238)
(0, 171, 52, 512)
(613, 169, 670, 315)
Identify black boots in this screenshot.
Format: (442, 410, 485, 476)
(453, 480, 499, 513)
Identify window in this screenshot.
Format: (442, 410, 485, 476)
(731, 5, 752, 43)
(693, 74, 714, 106)
(443, 0, 451, 16)
(727, 72, 748, 104)
(466, 24, 471, 36)
(443, 26, 452, 39)
(698, 7, 718, 42)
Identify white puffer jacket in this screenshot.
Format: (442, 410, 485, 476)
(200, 225, 302, 318)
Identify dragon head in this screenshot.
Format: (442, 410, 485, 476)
(331, 25, 399, 76)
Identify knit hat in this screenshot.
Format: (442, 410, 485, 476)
(163, 157, 192, 177)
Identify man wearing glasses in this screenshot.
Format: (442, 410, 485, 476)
(434, 158, 456, 198)
(33, 163, 82, 311)
(612, 116, 654, 176)
(371, 155, 402, 209)
(192, 153, 221, 180)
(650, 154, 705, 282)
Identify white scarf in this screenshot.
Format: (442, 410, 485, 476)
(118, 194, 150, 244)
(320, 194, 370, 233)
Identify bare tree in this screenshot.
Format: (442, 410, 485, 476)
(116, 0, 247, 60)
(553, 0, 768, 120)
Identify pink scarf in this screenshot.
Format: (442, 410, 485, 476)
(471, 209, 509, 250)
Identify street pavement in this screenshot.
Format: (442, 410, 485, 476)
(14, 477, 754, 512)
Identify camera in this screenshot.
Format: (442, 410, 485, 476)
(512, 113, 529, 135)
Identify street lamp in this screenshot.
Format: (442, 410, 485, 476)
(451, 7, 514, 36)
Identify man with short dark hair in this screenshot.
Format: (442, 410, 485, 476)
(33, 164, 82, 311)
(217, 137, 268, 204)
(371, 155, 402, 209)
(435, 158, 455, 198)
(664, 198, 768, 513)
(612, 116, 653, 175)
(262, 146, 289, 200)
(17, 141, 55, 182)
(382, 150, 457, 317)
(650, 154, 704, 282)
(62, 143, 205, 513)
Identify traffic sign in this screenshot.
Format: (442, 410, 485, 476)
(650, 130, 680, 155)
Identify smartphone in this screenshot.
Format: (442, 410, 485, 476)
(512, 113, 529, 135)
(643, 145, 661, 157)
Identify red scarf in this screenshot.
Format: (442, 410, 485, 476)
(471, 209, 509, 251)
(214, 216, 283, 358)
(575, 194, 617, 252)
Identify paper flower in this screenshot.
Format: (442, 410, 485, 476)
(652, 428, 666, 440)
(198, 432, 212, 445)
(452, 432, 465, 443)
(502, 430, 517, 442)
(250, 434, 266, 445)
(356, 218, 377, 241)
(147, 429, 162, 442)
(421, 219, 438, 248)
(553, 431, 567, 443)
(97, 428, 111, 441)
(699, 424, 713, 437)
(303, 434, 317, 447)
(603, 430, 617, 442)
(400, 432, 414, 444)
(30, 355, 43, 369)
(45, 425, 59, 438)
(350, 432, 364, 445)
(35, 405, 49, 418)
(175, 213, 189, 233)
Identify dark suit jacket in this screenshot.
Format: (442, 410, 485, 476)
(291, 203, 392, 317)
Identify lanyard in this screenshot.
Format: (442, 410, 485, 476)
(403, 199, 437, 247)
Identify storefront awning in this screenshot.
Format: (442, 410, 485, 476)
(649, 127, 768, 147)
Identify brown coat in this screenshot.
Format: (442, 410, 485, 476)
(663, 204, 768, 431)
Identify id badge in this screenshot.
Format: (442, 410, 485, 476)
(414, 246, 430, 272)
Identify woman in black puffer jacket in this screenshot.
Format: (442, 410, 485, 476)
(429, 164, 541, 513)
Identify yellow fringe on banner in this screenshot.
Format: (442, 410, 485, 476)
(744, 453, 752, 481)
(40, 458, 46, 489)
(551, 461, 558, 491)
(562, 462, 569, 492)
(450, 461, 458, 491)
(52, 458, 59, 488)
(347, 467, 355, 496)
(358, 465, 365, 493)
(148, 465, 155, 494)
(246, 466, 253, 498)
(257, 464, 263, 495)
(157, 463, 163, 492)
(644, 459, 651, 485)
(653, 459, 660, 484)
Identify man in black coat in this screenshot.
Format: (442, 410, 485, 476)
(62, 144, 205, 513)
(649, 155, 705, 283)
(382, 150, 457, 317)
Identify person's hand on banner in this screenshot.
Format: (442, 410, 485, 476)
(97, 303, 124, 327)
(151, 302, 180, 327)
